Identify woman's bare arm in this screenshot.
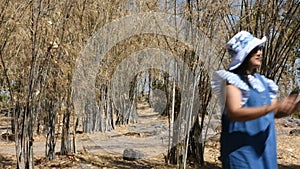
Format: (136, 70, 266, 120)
(225, 84, 278, 121)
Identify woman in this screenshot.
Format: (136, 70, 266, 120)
(211, 31, 298, 169)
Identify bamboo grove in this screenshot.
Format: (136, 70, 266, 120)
(0, 0, 299, 168)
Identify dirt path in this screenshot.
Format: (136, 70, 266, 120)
(0, 103, 173, 158)
(81, 104, 172, 158)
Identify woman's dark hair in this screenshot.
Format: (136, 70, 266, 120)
(229, 46, 260, 87)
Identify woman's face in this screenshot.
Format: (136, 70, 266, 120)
(249, 46, 263, 69)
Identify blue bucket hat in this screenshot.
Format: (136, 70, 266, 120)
(226, 31, 267, 70)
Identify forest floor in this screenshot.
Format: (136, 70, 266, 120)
(0, 103, 300, 169)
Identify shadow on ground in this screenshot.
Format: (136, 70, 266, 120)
(33, 151, 224, 169)
(0, 154, 16, 168)
(3, 152, 300, 169)
(279, 164, 300, 169)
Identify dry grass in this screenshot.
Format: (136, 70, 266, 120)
(0, 111, 299, 169)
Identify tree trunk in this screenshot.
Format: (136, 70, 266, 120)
(105, 85, 114, 131)
(60, 108, 71, 155)
(73, 117, 78, 153)
(187, 117, 203, 165)
(15, 102, 34, 169)
(45, 100, 56, 160)
(61, 88, 72, 154)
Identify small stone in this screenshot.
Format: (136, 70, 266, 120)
(123, 148, 145, 161)
(289, 129, 300, 136)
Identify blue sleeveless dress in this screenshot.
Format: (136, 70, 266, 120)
(212, 70, 278, 169)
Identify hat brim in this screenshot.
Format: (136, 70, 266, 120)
(228, 36, 267, 71)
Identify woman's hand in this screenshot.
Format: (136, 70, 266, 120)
(275, 94, 298, 118)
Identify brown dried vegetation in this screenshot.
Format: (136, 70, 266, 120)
(0, 0, 299, 168)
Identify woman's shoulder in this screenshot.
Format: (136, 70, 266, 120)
(212, 70, 249, 91)
(211, 70, 250, 106)
(254, 73, 278, 96)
